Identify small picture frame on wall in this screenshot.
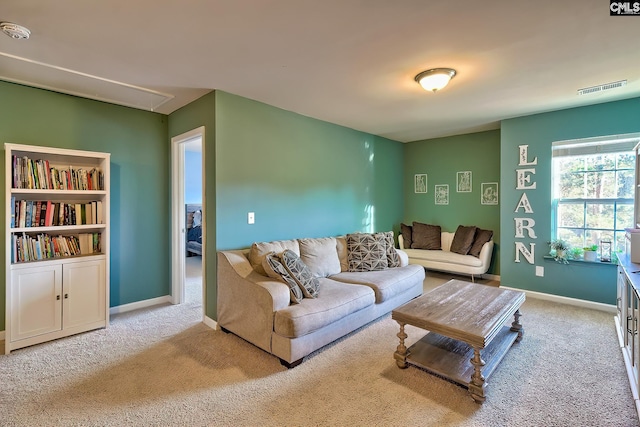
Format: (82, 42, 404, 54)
(435, 184, 449, 205)
(414, 174, 427, 193)
(481, 182, 499, 205)
(457, 171, 472, 192)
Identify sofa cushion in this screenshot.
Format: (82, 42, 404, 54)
(263, 252, 304, 304)
(403, 248, 484, 267)
(469, 228, 494, 257)
(331, 264, 425, 304)
(336, 236, 350, 272)
(298, 237, 341, 277)
(401, 223, 413, 249)
(450, 225, 477, 255)
(250, 239, 300, 276)
(281, 249, 320, 298)
(411, 222, 441, 250)
(273, 278, 375, 338)
(346, 233, 388, 272)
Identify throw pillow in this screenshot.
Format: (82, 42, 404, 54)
(400, 223, 413, 249)
(411, 222, 441, 250)
(280, 249, 320, 298)
(375, 231, 401, 268)
(469, 228, 494, 258)
(249, 239, 300, 276)
(346, 233, 388, 272)
(298, 237, 341, 277)
(335, 236, 350, 272)
(263, 252, 304, 304)
(450, 225, 478, 255)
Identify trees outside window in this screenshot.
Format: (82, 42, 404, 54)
(553, 151, 634, 253)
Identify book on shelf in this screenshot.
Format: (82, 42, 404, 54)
(11, 154, 104, 191)
(11, 232, 101, 263)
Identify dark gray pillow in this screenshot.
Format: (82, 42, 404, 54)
(263, 252, 304, 304)
(450, 225, 478, 255)
(375, 231, 401, 268)
(400, 223, 413, 249)
(411, 222, 441, 250)
(346, 233, 389, 272)
(469, 228, 493, 257)
(281, 249, 320, 298)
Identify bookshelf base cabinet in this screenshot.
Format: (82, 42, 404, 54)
(5, 143, 110, 354)
(7, 257, 107, 353)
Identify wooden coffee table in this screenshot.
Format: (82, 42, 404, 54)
(392, 279, 525, 403)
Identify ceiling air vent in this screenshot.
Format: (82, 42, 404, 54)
(577, 80, 627, 96)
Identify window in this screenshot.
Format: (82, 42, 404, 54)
(552, 135, 639, 254)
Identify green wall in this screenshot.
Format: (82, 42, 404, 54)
(500, 97, 640, 304)
(167, 91, 217, 322)
(403, 130, 501, 275)
(0, 81, 170, 331)
(215, 91, 405, 251)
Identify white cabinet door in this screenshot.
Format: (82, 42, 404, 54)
(10, 264, 63, 341)
(62, 260, 106, 329)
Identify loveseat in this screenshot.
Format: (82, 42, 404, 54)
(217, 233, 425, 367)
(399, 222, 494, 282)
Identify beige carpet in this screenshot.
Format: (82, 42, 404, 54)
(1, 267, 638, 426)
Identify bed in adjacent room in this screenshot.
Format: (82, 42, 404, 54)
(186, 204, 202, 256)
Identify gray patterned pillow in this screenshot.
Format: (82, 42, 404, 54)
(375, 231, 401, 268)
(263, 252, 304, 304)
(346, 233, 389, 272)
(280, 249, 320, 298)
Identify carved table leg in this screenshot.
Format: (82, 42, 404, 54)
(394, 322, 409, 368)
(468, 347, 486, 403)
(511, 309, 524, 342)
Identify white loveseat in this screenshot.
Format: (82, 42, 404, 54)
(399, 231, 494, 282)
(217, 234, 424, 367)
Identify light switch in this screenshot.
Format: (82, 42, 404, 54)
(248, 212, 255, 224)
(535, 266, 544, 277)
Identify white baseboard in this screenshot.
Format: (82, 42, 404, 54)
(501, 285, 616, 313)
(109, 295, 172, 315)
(203, 315, 218, 330)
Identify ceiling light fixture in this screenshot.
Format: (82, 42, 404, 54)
(415, 68, 456, 92)
(0, 22, 31, 40)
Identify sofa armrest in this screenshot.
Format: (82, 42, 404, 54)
(398, 234, 407, 250)
(478, 240, 494, 269)
(217, 250, 290, 352)
(395, 248, 409, 267)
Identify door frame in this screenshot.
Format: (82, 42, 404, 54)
(171, 126, 205, 310)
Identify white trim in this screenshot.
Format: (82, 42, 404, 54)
(203, 316, 218, 330)
(171, 127, 205, 307)
(109, 296, 172, 315)
(501, 285, 616, 313)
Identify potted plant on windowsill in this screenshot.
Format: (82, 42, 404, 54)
(583, 244, 598, 262)
(548, 239, 570, 264)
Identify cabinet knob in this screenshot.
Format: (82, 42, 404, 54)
(64, 293, 69, 299)
(56, 295, 60, 300)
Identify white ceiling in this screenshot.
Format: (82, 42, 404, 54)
(1, 1, 639, 142)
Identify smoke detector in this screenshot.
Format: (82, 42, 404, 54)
(0, 22, 31, 40)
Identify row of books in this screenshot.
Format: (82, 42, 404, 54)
(11, 155, 104, 191)
(11, 199, 104, 229)
(12, 232, 102, 263)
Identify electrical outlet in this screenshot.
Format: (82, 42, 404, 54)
(535, 266, 544, 277)
(248, 212, 255, 224)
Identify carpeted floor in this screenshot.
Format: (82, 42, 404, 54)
(0, 266, 638, 426)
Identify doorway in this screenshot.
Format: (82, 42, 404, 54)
(171, 127, 205, 315)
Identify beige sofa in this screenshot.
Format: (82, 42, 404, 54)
(217, 235, 424, 367)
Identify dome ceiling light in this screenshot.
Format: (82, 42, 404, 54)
(415, 68, 456, 92)
(0, 22, 31, 40)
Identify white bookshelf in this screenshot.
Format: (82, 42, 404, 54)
(4, 143, 110, 354)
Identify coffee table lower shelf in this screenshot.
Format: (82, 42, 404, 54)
(403, 325, 519, 394)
